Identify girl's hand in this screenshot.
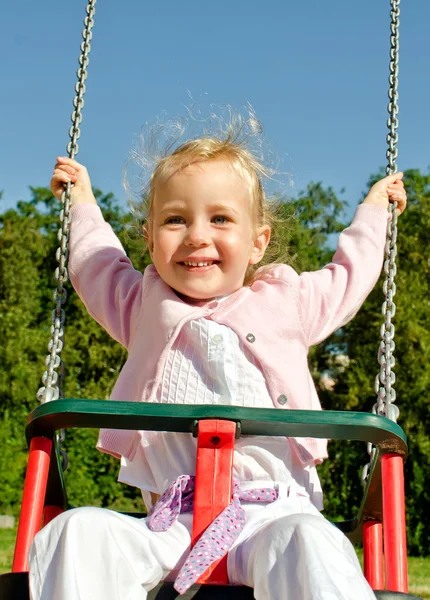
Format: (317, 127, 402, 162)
(51, 157, 97, 205)
(362, 172, 407, 216)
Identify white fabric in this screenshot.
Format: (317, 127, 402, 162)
(29, 486, 376, 600)
(119, 318, 323, 510)
(157, 318, 272, 407)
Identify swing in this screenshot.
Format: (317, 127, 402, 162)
(0, 1, 421, 598)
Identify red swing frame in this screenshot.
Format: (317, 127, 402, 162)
(10, 401, 409, 595)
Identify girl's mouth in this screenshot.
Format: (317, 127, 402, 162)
(179, 260, 220, 271)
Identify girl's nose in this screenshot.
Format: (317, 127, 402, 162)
(184, 224, 211, 247)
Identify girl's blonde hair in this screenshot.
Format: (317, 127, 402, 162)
(130, 111, 288, 284)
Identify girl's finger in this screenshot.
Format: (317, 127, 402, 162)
(56, 156, 84, 170)
(54, 164, 77, 176)
(387, 180, 405, 188)
(52, 169, 76, 183)
(388, 190, 406, 201)
(388, 191, 407, 215)
(387, 188, 404, 198)
(386, 171, 404, 184)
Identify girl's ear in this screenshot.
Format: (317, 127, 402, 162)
(143, 224, 153, 256)
(249, 225, 271, 265)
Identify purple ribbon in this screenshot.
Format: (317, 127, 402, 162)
(147, 476, 278, 594)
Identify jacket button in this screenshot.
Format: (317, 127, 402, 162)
(246, 333, 256, 343)
(277, 394, 288, 405)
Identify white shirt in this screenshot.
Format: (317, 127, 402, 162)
(119, 318, 323, 510)
(157, 318, 273, 407)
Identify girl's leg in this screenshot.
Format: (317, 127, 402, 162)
(228, 496, 376, 600)
(29, 507, 191, 600)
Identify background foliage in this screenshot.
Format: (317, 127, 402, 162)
(0, 170, 428, 551)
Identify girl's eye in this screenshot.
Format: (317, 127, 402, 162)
(165, 216, 185, 225)
(212, 216, 228, 225)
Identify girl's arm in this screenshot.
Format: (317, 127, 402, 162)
(298, 173, 407, 347)
(51, 157, 144, 348)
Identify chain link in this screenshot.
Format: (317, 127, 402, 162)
(362, 0, 400, 483)
(37, 0, 96, 470)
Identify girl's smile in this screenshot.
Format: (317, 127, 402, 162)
(178, 258, 220, 271)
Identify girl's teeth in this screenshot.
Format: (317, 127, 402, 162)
(184, 261, 212, 266)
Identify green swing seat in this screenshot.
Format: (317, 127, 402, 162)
(26, 398, 407, 543)
(0, 398, 421, 599)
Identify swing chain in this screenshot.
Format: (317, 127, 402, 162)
(363, 0, 400, 483)
(37, 0, 96, 470)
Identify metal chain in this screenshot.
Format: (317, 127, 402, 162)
(36, 0, 96, 469)
(362, 0, 400, 482)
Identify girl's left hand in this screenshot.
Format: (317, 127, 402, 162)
(362, 172, 407, 216)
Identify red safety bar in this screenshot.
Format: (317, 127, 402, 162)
(382, 453, 408, 593)
(363, 521, 384, 590)
(12, 436, 52, 572)
(192, 419, 236, 585)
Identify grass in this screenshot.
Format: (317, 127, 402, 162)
(1, 528, 429, 597)
(0, 529, 17, 575)
(408, 557, 430, 599)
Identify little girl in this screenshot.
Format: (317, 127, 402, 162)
(30, 133, 406, 600)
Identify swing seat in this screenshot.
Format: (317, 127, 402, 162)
(0, 573, 424, 600)
(0, 572, 424, 600)
(1, 399, 421, 599)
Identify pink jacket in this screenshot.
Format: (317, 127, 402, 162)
(69, 203, 389, 466)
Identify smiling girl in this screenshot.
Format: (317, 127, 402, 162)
(29, 133, 407, 600)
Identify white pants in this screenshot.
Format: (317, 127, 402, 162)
(29, 492, 376, 600)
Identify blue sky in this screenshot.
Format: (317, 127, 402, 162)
(1, 0, 429, 217)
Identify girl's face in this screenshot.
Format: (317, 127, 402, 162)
(149, 160, 270, 303)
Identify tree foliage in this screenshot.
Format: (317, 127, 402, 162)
(0, 171, 428, 552)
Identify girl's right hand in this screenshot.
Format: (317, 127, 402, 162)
(51, 157, 97, 205)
